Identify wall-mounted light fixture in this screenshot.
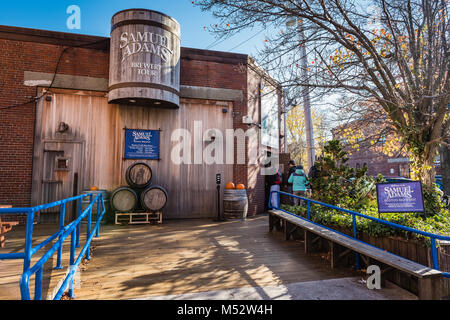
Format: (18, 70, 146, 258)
(57, 122, 69, 133)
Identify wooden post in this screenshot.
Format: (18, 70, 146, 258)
(304, 230, 316, 253)
(269, 213, 274, 232)
(284, 221, 293, 241)
(329, 241, 340, 269)
(418, 276, 442, 300)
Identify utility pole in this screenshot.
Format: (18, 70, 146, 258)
(283, 89, 289, 153)
(298, 20, 316, 171)
(287, 17, 315, 171)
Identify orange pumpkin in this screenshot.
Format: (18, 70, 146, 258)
(236, 184, 246, 190)
(225, 182, 235, 189)
(90, 186, 99, 191)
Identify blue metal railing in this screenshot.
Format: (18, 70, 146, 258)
(0, 193, 105, 300)
(269, 190, 450, 278)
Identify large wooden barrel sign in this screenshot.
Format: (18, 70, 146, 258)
(125, 162, 152, 189)
(109, 9, 181, 108)
(111, 187, 138, 212)
(223, 189, 248, 220)
(140, 186, 168, 212)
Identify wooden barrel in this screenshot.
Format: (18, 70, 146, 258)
(109, 9, 181, 108)
(111, 187, 138, 212)
(81, 190, 110, 224)
(140, 186, 168, 212)
(125, 162, 152, 189)
(223, 189, 248, 220)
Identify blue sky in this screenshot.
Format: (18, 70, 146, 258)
(0, 0, 266, 55)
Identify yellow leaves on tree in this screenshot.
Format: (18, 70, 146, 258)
(286, 106, 328, 166)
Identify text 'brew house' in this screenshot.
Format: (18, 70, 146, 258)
(0, 8, 288, 223)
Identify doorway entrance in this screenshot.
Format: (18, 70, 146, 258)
(38, 141, 84, 223)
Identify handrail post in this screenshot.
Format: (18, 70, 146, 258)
(23, 209, 34, 273)
(268, 191, 272, 209)
(69, 228, 76, 298)
(352, 214, 360, 270)
(86, 194, 92, 261)
(95, 195, 101, 238)
(55, 203, 65, 270)
(431, 237, 439, 270)
(277, 191, 280, 210)
(307, 200, 311, 220)
(35, 267, 43, 300)
(76, 198, 82, 248)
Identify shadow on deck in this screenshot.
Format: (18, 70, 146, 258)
(1, 215, 416, 300)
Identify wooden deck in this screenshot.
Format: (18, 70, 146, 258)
(1, 215, 357, 300)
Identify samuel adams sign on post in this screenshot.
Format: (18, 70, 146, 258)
(124, 129, 160, 160)
(376, 181, 425, 214)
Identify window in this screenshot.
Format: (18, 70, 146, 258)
(55, 157, 70, 171)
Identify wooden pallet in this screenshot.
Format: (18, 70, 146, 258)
(115, 212, 162, 225)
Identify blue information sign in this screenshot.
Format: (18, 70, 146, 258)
(376, 181, 425, 213)
(124, 129, 160, 160)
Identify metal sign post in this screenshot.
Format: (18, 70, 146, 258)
(214, 173, 225, 222)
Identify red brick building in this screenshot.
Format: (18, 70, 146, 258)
(333, 120, 441, 178)
(0, 10, 286, 223)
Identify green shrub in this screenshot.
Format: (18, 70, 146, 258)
(281, 203, 450, 245)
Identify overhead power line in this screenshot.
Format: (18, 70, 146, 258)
(0, 38, 108, 111)
(228, 29, 265, 52)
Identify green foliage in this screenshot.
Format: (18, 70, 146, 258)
(309, 140, 384, 211)
(422, 184, 445, 218)
(281, 203, 450, 244)
(280, 140, 450, 245)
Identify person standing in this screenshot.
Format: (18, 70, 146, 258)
(287, 160, 297, 205)
(266, 165, 283, 209)
(288, 165, 309, 206)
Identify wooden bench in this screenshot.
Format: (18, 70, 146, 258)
(0, 217, 19, 248)
(269, 209, 442, 300)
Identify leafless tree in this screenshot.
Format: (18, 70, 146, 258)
(196, 0, 449, 186)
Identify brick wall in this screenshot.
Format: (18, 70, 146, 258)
(346, 151, 441, 178)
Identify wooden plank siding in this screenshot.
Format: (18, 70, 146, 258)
(31, 88, 234, 219)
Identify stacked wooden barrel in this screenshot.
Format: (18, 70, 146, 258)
(110, 162, 168, 213)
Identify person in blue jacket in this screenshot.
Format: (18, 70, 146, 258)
(288, 165, 309, 206)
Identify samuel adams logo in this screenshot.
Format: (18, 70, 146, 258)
(120, 31, 173, 62)
(132, 130, 153, 142)
(383, 185, 414, 200)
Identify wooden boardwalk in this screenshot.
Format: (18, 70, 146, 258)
(1, 216, 357, 300)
